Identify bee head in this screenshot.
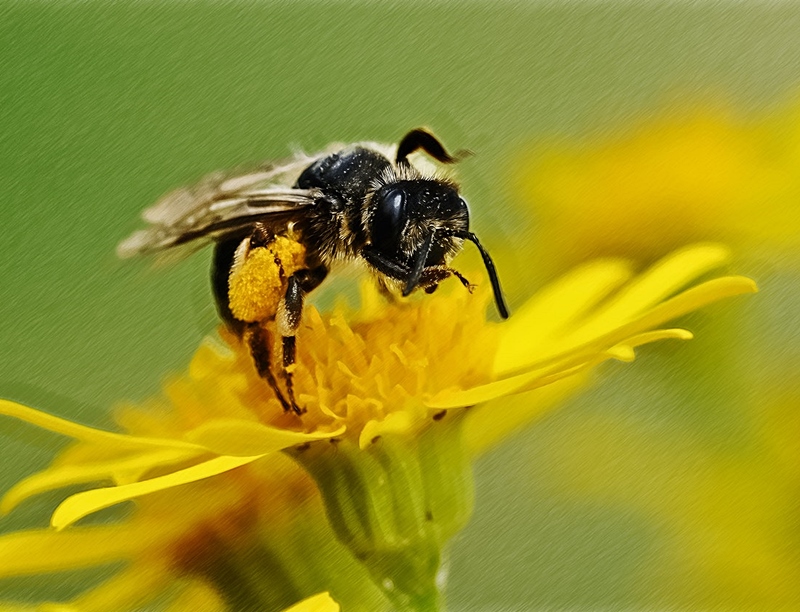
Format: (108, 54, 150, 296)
(364, 177, 509, 320)
(367, 178, 469, 268)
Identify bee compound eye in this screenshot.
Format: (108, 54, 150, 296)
(371, 187, 406, 253)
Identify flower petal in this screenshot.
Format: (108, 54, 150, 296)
(578, 243, 730, 331)
(493, 274, 757, 378)
(617, 327, 694, 347)
(68, 562, 170, 612)
(426, 368, 549, 409)
(0, 448, 198, 515)
(493, 245, 741, 377)
(463, 375, 588, 456)
(51, 454, 264, 530)
(428, 352, 608, 409)
(494, 259, 633, 374)
(455, 328, 695, 454)
(182, 419, 346, 456)
(283, 592, 339, 612)
(429, 327, 695, 409)
(597, 275, 757, 349)
(0, 604, 77, 611)
(359, 411, 413, 449)
(165, 580, 227, 612)
(0, 400, 201, 452)
(0, 522, 179, 577)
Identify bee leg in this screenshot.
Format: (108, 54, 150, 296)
(246, 323, 292, 413)
(420, 266, 474, 292)
(249, 222, 275, 249)
(278, 266, 328, 415)
(281, 335, 300, 414)
(446, 268, 474, 291)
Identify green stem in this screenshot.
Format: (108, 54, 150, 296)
(289, 418, 474, 612)
(193, 507, 390, 611)
(201, 540, 303, 612)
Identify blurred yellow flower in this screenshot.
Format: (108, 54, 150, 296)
(536, 386, 800, 609)
(0, 587, 338, 612)
(507, 98, 798, 609)
(516, 102, 800, 268)
(0, 244, 755, 610)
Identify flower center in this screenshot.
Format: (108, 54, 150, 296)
(200, 284, 499, 444)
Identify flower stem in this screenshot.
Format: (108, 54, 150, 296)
(289, 417, 474, 612)
(201, 539, 304, 611)
(189, 506, 390, 611)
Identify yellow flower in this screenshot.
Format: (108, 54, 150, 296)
(503, 99, 796, 608)
(0, 243, 755, 610)
(515, 101, 800, 269)
(1, 245, 753, 524)
(0, 444, 379, 610)
(284, 592, 339, 612)
(0, 590, 338, 612)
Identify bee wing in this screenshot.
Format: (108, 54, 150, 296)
(117, 155, 320, 259)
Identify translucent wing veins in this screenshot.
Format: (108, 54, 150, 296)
(118, 154, 321, 259)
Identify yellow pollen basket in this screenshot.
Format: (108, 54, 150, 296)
(228, 236, 307, 322)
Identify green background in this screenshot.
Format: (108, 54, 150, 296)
(1, 3, 799, 608)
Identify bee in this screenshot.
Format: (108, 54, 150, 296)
(119, 128, 509, 414)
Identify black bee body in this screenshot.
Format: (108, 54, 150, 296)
(293, 145, 391, 263)
(120, 129, 508, 414)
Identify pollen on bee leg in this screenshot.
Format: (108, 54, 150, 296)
(228, 247, 283, 322)
(268, 236, 306, 277)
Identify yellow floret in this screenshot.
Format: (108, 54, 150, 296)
(228, 247, 283, 322)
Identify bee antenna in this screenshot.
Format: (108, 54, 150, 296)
(456, 231, 509, 319)
(396, 128, 470, 166)
(403, 230, 435, 297)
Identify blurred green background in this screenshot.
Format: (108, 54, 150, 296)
(2, 2, 799, 609)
